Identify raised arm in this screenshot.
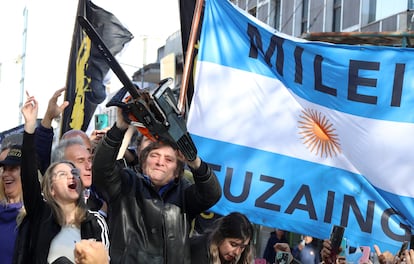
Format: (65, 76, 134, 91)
(21, 94, 43, 216)
(92, 108, 129, 199)
(34, 87, 69, 174)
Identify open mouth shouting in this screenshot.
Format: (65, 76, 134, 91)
(68, 181, 77, 190)
(2, 176, 19, 191)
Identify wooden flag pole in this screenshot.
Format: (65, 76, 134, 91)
(116, 125, 135, 160)
(178, 0, 204, 116)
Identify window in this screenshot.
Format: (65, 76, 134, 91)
(368, 0, 376, 23)
(274, 0, 281, 30)
(249, 6, 257, 17)
(301, 0, 309, 33)
(333, 0, 342, 32)
(410, 0, 414, 10)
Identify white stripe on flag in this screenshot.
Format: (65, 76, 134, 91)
(188, 61, 414, 198)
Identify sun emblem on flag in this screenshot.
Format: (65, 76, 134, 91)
(298, 108, 341, 158)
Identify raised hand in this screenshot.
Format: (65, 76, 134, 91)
(374, 244, 395, 264)
(321, 239, 330, 262)
(406, 249, 414, 264)
(21, 92, 39, 133)
(41, 87, 69, 128)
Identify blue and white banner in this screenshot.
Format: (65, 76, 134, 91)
(187, 0, 414, 253)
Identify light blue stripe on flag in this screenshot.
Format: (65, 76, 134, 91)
(187, 0, 414, 253)
(199, 0, 414, 123)
(192, 134, 412, 253)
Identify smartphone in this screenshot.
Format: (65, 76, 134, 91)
(330, 225, 345, 257)
(398, 241, 408, 258)
(410, 235, 414, 250)
(339, 237, 347, 256)
(95, 114, 108, 130)
(275, 252, 290, 264)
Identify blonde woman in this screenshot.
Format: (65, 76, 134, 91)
(0, 144, 23, 264)
(18, 94, 109, 264)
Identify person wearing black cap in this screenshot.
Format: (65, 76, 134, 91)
(0, 144, 24, 264)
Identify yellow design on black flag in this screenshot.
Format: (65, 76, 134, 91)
(62, 0, 133, 134)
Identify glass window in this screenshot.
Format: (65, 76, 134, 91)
(333, 0, 342, 32)
(249, 6, 257, 17)
(368, 0, 376, 23)
(301, 0, 309, 33)
(343, 0, 360, 29)
(274, 0, 281, 30)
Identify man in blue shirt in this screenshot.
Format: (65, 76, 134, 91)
(292, 235, 321, 264)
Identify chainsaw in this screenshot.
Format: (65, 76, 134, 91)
(78, 16, 197, 161)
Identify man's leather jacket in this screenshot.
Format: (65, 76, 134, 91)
(92, 125, 222, 263)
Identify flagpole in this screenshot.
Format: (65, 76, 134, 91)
(61, 0, 85, 138)
(178, 0, 204, 116)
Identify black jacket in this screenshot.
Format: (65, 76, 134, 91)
(262, 231, 289, 264)
(190, 234, 210, 264)
(92, 125, 222, 264)
(14, 132, 109, 264)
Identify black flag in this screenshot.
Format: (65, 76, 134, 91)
(61, 0, 133, 134)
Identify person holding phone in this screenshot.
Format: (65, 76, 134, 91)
(292, 235, 320, 264)
(274, 243, 296, 264)
(320, 239, 347, 264)
(262, 228, 289, 264)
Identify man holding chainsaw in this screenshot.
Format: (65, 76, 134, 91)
(92, 106, 222, 263)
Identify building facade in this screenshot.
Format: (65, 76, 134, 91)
(230, 0, 413, 35)
(230, 0, 414, 45)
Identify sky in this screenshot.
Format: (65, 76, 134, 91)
(0, 0, 181, 132)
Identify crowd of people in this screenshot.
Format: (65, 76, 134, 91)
(0, 87, 413, 264)
(0, 88, 254, 264)
(260, 230, 414, 264)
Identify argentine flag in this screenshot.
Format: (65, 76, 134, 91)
(187, 0, 414, 253)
